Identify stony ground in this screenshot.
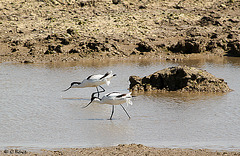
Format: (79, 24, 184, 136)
(0, 0, 239, 63)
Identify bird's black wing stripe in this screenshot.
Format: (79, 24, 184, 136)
(100, 72, 110, 80)
(106, 92, 120, 97)
(87, 75, 93, 80)
(116, 94, 126, 98)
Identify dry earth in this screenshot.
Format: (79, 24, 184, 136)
(0, 0, 239, 63)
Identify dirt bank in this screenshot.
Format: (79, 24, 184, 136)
(0, 0, 239, 63)
(1, 144, 240, 155)
(129, 66, 232, 92)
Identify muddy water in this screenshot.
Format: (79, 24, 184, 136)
(0, 57, 240, 150)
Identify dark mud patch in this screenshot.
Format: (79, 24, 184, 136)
(129, 66, 232, 93)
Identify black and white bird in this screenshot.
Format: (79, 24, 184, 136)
(83, 92, 133, 120)
(63, 71, 116, 97)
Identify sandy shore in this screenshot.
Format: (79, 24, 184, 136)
(1, 144, 240, 156)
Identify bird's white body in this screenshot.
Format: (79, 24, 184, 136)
(71, 72, 115, 88)
(83, 92, 133, 120)
(94, 92, 133, 106)
(63, 71, 116, 93)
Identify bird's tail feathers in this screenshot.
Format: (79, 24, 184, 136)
(126, 92, 132, 98)
(104, 71, 117, 80)
(126, 92, 133, 106)
(105, 79, 110, 86)
(126, 98, 133, 106)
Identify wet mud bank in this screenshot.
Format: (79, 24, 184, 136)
(0, 0, 239, 63)
(129, 66, 232, 92)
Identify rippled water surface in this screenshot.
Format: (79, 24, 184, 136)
(0, 57, 240, 150)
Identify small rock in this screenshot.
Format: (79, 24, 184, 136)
(22, 60, 34, 63)
(130, 51, 137, 55)
(3, 150, 8, 153)
(9, 149, 14, 154)
(136, 41, 156, 52)
(11, 48, 18, 52)
(198, 16, 222, 26)
(61, 38, 70, 45)
(139, 5, 147, 9)
(55, 45, 62, 53)
(69, 48, 80, 53)
(112, 0, 121, 4)
(17, 30, 24, 34)
(67, 28, 75, 35)
(168, 38, 206, 54)
(227, 40, 240, 56)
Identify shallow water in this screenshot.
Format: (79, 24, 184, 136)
(0, 57, 240, 151)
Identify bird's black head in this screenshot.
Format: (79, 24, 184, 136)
(71, 82, 81, 86)
(82, 96, 101, 109)
(62, 82, 81, 92)
(91, 96, 101, 101)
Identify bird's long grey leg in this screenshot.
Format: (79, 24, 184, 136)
(99, 85, 105, 94)
(92, 86, 105, 98)
(120, 104, 131, 119)
(96, 87, 100, 97)
(109, 105, 114, 120)
(90, 87, 101, 99)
